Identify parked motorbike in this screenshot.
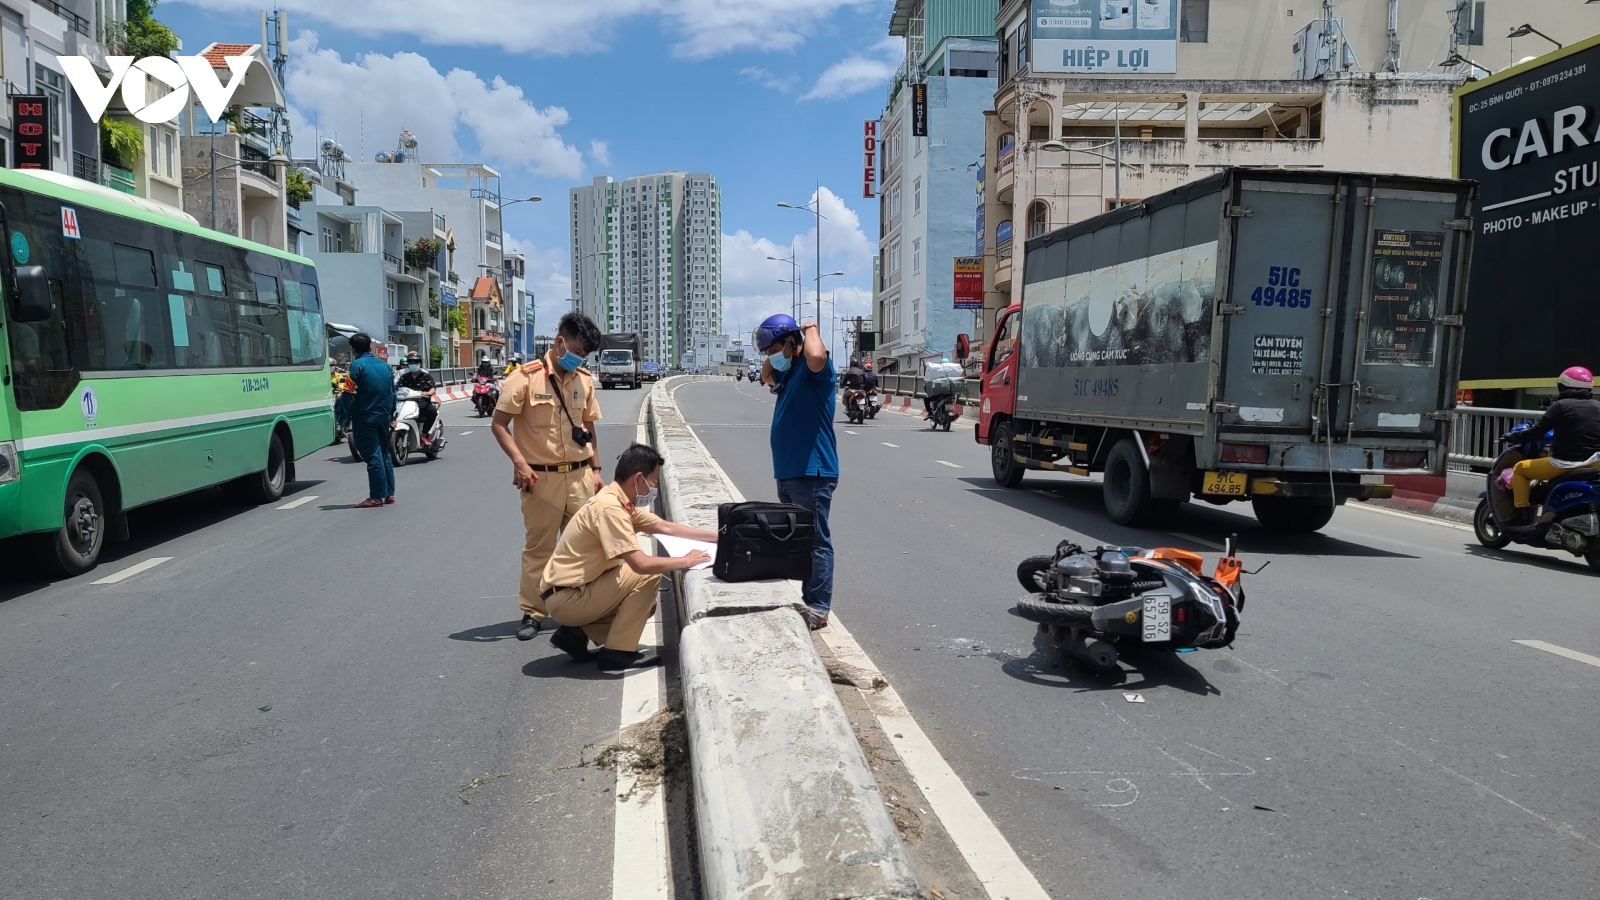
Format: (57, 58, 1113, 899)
(844, 388, 870, 424)
(929, 393, 956, 431)
(1473, 422, 1600, 571)
(393, 386, 445, 465)
(472, 376, 498, 418)
(1012, 538, 1247, 671)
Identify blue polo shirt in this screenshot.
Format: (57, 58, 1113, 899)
(770, 355, 839, 481)
(348, 352, 397, 425)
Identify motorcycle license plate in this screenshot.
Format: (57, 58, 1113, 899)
(1202, 472, 1248, 496)
(1141, 595, 1171, 642)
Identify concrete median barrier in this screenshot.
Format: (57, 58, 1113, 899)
(649, 375, 924, 899)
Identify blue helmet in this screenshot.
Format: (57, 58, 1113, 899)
(753, 314, 800, 352)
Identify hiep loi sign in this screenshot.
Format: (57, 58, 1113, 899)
(57, 54, 257, 124)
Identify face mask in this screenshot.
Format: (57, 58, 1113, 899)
(558, 350, 585, 371)
(636, 477, 658, 509)
(408, 364, 420, 372)
(769, 351, 793, 373)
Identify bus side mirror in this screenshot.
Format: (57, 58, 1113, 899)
(11, 265, 51, 322)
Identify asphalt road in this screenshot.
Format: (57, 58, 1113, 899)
(678, 378, 1600, 900)
(0, 384, 652, 900)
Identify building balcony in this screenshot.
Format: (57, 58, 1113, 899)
(485, 230, 502, 246)
(101, 163, 136, 196)
(72, 152, 99, 185)
(473, 330, 506, 345)
(382, 253, 401, 276)
(31, 0, 91, 35)
(996, 166, 1015, 203)
(393, 309, 427, 334)
(470, 187, 502, 206)
(995, 247, 1013, 290)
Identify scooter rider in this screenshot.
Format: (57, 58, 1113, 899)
(861, 359, 878, 392)
(1507, 366, 1600, 525)
(396, 351, 440, 445)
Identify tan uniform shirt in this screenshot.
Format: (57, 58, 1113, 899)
(543, 483, 663, 589)
(496, 353, 603, 465)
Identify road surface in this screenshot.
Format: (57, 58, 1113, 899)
(0, 384, 654, 900)
(678, 377, 1600, 900)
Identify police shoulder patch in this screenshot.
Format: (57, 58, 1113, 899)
(521, 361, 545, 374)
(576, 366, 592, 375)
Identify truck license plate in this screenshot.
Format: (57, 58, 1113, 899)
(1142, 595, 1171, 643)
(1202, 472, 1248, 496)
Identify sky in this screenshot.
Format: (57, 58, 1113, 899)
(160, 0, 903, 355)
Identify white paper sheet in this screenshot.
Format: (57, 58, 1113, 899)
(655, 534, 717, 570)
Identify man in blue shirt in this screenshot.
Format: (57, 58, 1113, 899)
(756, 314, 838, 629)
(347, 333, 397, 508)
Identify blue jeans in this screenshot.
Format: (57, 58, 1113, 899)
(776, 476, 836, 616)
(353, 422, 395, 500)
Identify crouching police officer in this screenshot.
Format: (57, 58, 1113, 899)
(542, 444, 716, 673)
(491, 311, 606, 641)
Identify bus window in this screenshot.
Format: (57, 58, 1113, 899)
(236, 271, 290, 367)
(3, 187, 79, 409)
(77, 233, 171, 370)
(283, 280, 325, 366)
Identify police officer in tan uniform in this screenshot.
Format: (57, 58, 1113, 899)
(491, 311, 606, 641)
(542, 443, 715, 672)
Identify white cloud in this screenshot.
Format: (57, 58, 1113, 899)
(174, 0, 880, 59)
(287, 33, 582, 178)
(739, 66, 799, 93)
(721, 186, 877, 349)
(505, 235, 574, 337)
(589, 140, 612, 168)
(803, 36, 903, 101)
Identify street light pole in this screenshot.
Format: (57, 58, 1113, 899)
(779, 197, 829, 322)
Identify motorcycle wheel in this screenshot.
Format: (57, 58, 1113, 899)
(392, 433, 410, 467)
(1587, 546, 1600, 573)
(1473, 498, 1513, 550)
(942, 418, 952, 432)
(1016, 555, 1054, 593)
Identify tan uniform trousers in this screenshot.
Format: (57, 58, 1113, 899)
(519, 469, 598, 620)
(546, 564, 661, 652)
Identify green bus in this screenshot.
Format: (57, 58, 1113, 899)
(0, 167, 332, 576)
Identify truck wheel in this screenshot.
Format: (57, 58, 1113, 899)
(991, 422, 1025, 488)
(45, 468, 106, 576)
(1103, 439, 1156, 526)
(1251, 496, 1336, 533)
(1473, 499, 1512, 549)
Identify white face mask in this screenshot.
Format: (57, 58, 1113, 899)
(635, 476, 658, 510)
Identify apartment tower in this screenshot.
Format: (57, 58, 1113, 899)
(570, 172, 722, 368)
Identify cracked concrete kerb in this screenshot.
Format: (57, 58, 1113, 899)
(651, 377, 925, 900)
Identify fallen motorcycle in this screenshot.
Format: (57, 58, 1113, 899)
(1011, 538, 1249, 671)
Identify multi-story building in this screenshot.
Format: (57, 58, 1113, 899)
(875, 0, 998, 375)
(569, 172, 722, 368)
(976, 0, 1600, 346)
(501, 251, 530, 359)
(344, 159, 512, 365)
(178, 43, 289, 245)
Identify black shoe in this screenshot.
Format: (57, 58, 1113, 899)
(549, 625, 595, 661)
(515, 615, 543, 641)
(1507, 508, 1536, 527)
(595, 648, 662, 673)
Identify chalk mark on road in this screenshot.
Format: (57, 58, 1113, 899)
(936, 460, 963, 468)
(91, 557, 173, 585)
(276, 495, 319, 510)
(882, 442, 899, 448)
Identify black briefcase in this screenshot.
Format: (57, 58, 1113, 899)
(713, 501, 815, 583)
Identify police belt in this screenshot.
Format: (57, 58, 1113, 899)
(529, 460, 595, 473)
(540, 586, 576, 601)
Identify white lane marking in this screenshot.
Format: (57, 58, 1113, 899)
(1345, 502, 1472, 532)
(881, 442, 900, 448)
(1515, 640, 1600, 670)
(91, 557, 173, 585)
(613, 532, 669, 900)
(846, 430, 860, 435)
(459, 430, 475, 435)
(819, 615, 1051, 900)
(936, 460, 962, 468)
(1169, 532, 1224, 551)
(275, 495, 319, 510)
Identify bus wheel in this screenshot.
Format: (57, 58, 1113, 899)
(234, 432, 288, 504)
(48, 469, 106, 576)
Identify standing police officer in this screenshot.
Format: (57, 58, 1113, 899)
(490, 311, 606, 641)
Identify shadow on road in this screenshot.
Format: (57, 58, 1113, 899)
(999, 628, 1222, 696)
(1464, 543, 1599, 576)
(448, 620, 525, 642)
(959, 477, 1418, 560)
(521, 654, 615, 681)
(0, 479, 325, 598)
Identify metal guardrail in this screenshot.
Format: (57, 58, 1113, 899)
(876, 373, 981, 402)
(1449, 406, 1532, 469)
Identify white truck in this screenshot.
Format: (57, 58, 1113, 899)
(598, 333, 642, 389)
